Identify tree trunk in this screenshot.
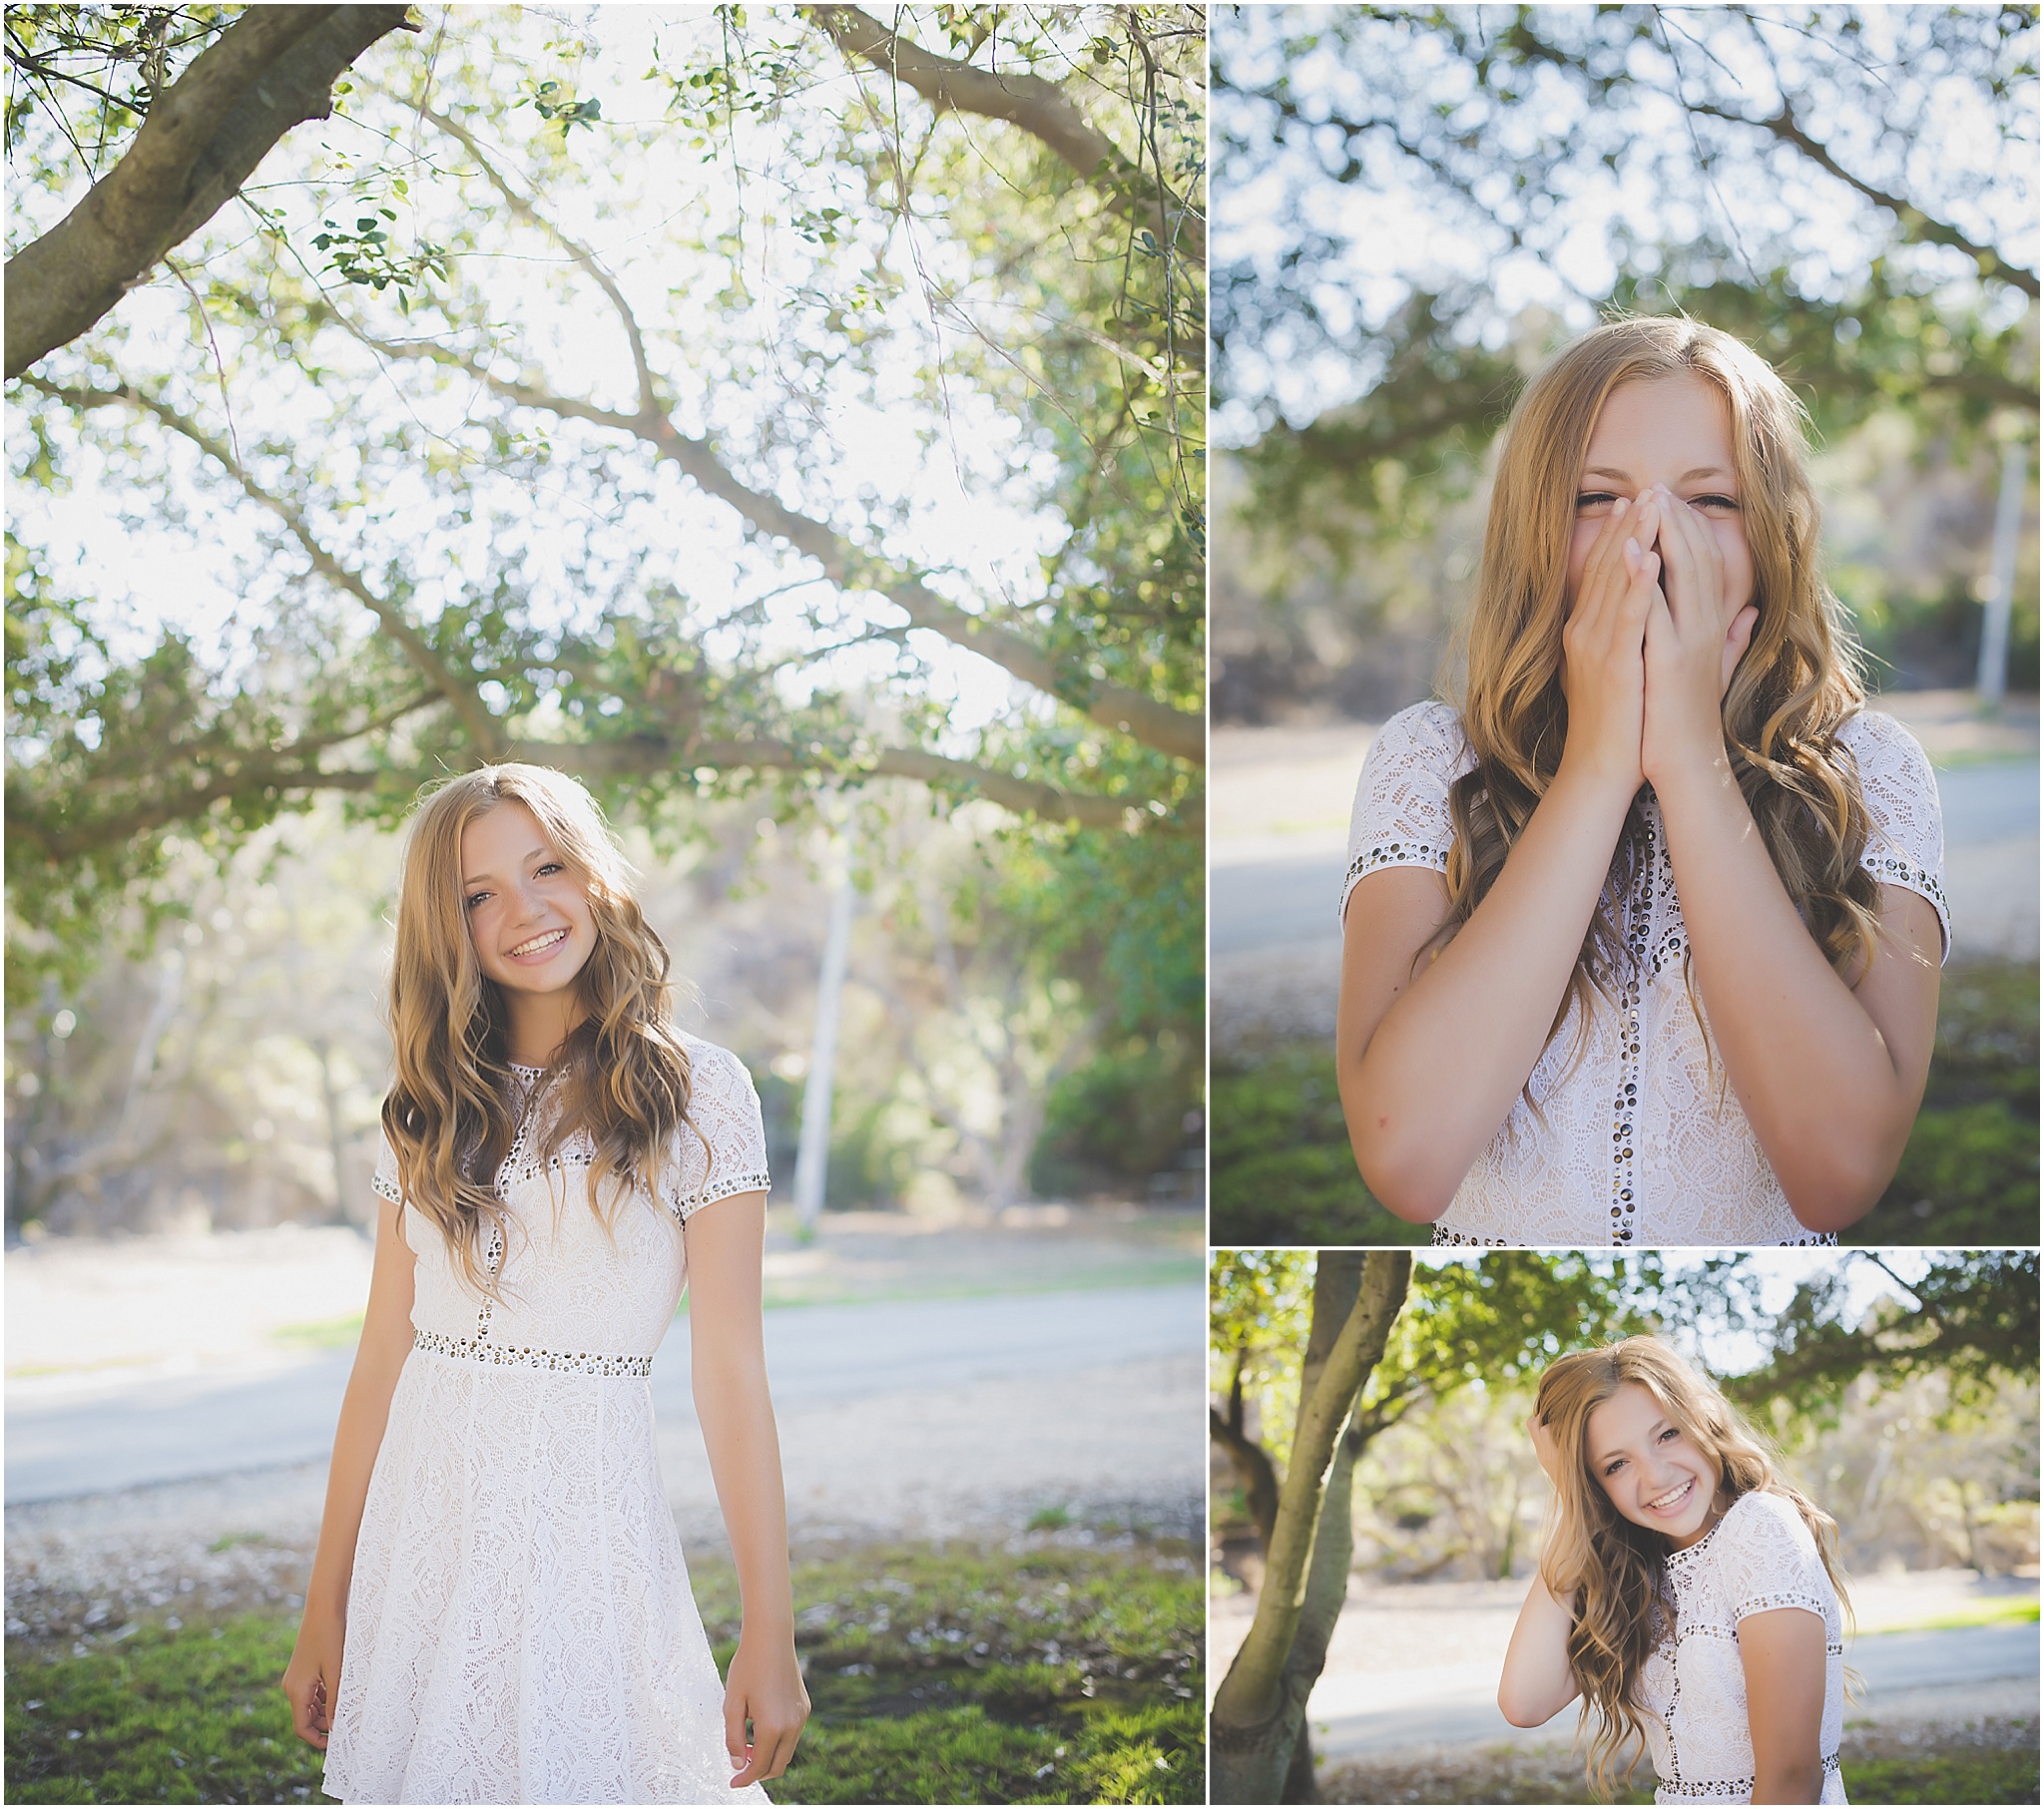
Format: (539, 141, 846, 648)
(1212, 1250, 1412, 1804)
(6, 5, 412, 377)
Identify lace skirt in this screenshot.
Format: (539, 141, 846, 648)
(321, 1344, 766, 1805)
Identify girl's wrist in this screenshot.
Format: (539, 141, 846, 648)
(1644, 737, 1738, 818)
(1549, 755, 1643, 823)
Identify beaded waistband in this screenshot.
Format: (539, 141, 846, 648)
(1658, 1753, 1839, 1800)
(412, 1328, 654, 1378)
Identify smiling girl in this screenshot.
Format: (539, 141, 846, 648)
(280, 765, 807, 1803)
(1499, 1338, 1849, 1803)
(1337, 315, 1946, 1244)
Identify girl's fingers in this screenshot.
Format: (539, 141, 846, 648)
(1580, 494, 1645, 638)
(1722, 604, 1759, 692)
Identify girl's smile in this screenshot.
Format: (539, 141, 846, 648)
(1586, 1381, 1725, 1550)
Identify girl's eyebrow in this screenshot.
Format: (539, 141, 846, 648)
(1582, 464, 1734, 484)
(461, 845, 553, 889)
(1594, 1416, 1672, 1465)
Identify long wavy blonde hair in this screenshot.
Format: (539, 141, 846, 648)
(381, 764, 695, 1292)
(1534, 1337, 1850, 1799)
(1444, 315, 1881, 1056)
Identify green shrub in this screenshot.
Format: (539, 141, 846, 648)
(1854, 959, 2038, 1244)
(1210, 1044, 1426, 1245)
(1030, 1041, 1199, 1197)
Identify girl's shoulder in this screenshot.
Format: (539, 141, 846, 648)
(1362, 698, 1474, 780)
(1833, 704, 1939, 796)
(679, 1034, 759, 1104)
(1717, 1488, 1820, 1564)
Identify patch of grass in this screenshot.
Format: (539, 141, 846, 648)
(206, 1534, 270, 1557)
(1845, 1747, 2040, 1804)
(698, 1541, 1204, 1806)
(1853, 958, 2039, 1245)
(5, 1613, 319, 1804)
(4, 1540, 1202, 1806)
(1210, 1045, 1426, 1246)
(1320, 1736, 2039, 1804)
(1027, 1507, 1073, 1532)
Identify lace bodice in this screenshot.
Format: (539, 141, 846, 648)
(1640, 1491, 1847, 1803)
(1339, 701, 1947, 1245)
(371, 1035, 771, 1365)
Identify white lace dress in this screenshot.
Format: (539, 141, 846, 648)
(321, 1036, 774, 1806)
(1640, 1490, 1847, 1803)
(1340, 701, 1948, 1245)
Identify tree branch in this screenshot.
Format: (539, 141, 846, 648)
(405, 95, 661, 420)
(340, 315, 1207, 763)
(1690, 94, 2039, 298)
(5, 4, 416, 377)
(26, 374, 506, 754)
(807, 4, 1205, 261)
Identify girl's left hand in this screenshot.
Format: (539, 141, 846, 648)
(724, 1630, 810, 1788)
(1641, 483, 1758, 785)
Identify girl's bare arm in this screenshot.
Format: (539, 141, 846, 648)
(1497, 1570, 1583, 1727)
(1653, 768, 1939, 1228)
(686, 1193, 809, 1788)
(280, 1192, 417, 1748)
(1738, 1607, 1828, 1802)
(1497, 1414, 1581, 1726)
(1339, 496, 1661, 1217)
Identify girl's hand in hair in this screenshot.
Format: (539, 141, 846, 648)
(1642, 483, 1759, 786)
(1528, 1412, 1565, 1487)
(1561, 492, 1659, 797)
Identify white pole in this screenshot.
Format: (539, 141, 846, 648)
(1976, 439, 2028, 707)
(792, 871, 856, 1237)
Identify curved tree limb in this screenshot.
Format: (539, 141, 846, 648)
(807, 4, 1205, 261)
(336, 308, 1207, 762)
(15, 376, 1195, 836)
(9, 719, 1191, 862)
(5, 4, 416, 378)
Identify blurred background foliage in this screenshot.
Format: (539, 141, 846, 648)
(1212, 3, 2037, 717)
(5, 4, 1208, 1235)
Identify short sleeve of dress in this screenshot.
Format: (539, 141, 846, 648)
(371, 1125, 404, 1208)
(662, 1041, 771, 1223)
(1337, 700, 1474, 925)
(1717, 1491, 1829, 1625)
(1839, 708, 1950, 963)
